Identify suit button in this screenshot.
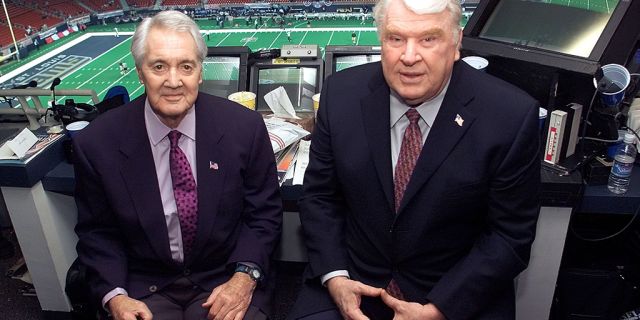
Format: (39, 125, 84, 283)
(183, 269, 191, 276)
(149, 285, 157, 293)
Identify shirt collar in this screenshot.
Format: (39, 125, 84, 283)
(144, 99, 197, 146)
(389, 79, 451, 129)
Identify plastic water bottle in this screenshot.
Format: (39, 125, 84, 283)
(608, 132, 637, 194)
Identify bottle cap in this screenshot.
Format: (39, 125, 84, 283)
(623, 132, 636, 144)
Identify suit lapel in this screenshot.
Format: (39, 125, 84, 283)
(361, 72, 395, 212)
(398, 63, 477, 213)
(187, 96, 225, 265)
(119, 98, 174, 265)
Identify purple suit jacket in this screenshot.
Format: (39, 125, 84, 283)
(73, 92, 282, 310)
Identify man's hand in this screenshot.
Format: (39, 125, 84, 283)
(202, 272, 257, 320)
(326, 276, 383, 320)
(108, 295, 153, 320)
(380, 290, 446, 320)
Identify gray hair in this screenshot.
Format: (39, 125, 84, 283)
(131, 10, 207, 68)
(373, 0, 462, 42)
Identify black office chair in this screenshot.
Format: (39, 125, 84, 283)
(66, 258, 103, 319)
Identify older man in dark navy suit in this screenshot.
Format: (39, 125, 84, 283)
(73, 11, 281, 320)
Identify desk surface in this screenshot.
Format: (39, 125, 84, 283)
(36, 160, 640, 216)
(37, 160, 590, 202)
(42, 161, 305, 206)
(578, 167, 640, 214)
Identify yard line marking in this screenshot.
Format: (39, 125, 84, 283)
(243, 31, 259, 46)
(57, 51, 132, 104)
(327, 31, 335, 45)
(269, 31, 282, 49)
(299, 31, 309, 44)
(129, 83, 145, 97)
(87, 68, 137, 103)
(216, 33, 231, 47)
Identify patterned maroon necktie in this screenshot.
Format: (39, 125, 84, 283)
(388, 108, 423, 300)
(168, 130, 198, 257)
(393, 108, 423, 212)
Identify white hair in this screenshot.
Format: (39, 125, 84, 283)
(373, 0, 462, 42)
(131, 10, 206, 68)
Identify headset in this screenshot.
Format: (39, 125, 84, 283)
(48, 78, 98, 125)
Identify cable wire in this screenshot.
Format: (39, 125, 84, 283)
(571, 126, 640, 242)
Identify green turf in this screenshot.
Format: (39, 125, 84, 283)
(3, 15, 474, 108)
(41, 27, 384, 106)
(545, 0, 619, 13)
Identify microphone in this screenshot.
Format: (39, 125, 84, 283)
(595, 67, 621, 93)
(50, 77, 61, 91)
(12, 80, 38, 89)
(50, 77, 61, 107)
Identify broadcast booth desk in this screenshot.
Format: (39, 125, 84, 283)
(1, 133, 626, 320)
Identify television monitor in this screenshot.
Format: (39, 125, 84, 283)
(324, 45, 382, 78)
(461, 0, 640, 109)
(462, 0, 640, 75)
(249, 58, 324, 113)
(200, 46, 250, 99)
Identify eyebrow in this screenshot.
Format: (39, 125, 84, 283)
(147, 58, 198, 65)
(386, 26, 446, 38)
(423, 28, 445, 37)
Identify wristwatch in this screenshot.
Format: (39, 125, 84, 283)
(235, 264, 263, 282)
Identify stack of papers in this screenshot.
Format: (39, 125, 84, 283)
(0, 128, 64, 162)
(265, 117, 311, 185)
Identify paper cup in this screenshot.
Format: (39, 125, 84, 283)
(312, 93, 320, 112)
(593, 63, 630, 107)
(462, 56, 489, 72)
(228, 91, 256, 110)
(66, 121, 90, 138)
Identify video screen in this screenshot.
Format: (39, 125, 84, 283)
(200, 56, 240, 99)
(479, 0, 620, 57)
(255, 67, 318, 112)
(335, 54, 381, 72)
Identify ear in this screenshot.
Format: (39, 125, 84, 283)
(136, 68, 144, 84)
(454, 28, 463, 61)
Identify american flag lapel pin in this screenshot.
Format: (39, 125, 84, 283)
(209, 161, 219, 170)
(455, 114, 464, 127)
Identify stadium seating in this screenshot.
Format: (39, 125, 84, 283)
(1, 2, 62, 33)
(0, 24, 17, 47)
(127, 0, 156, 9)
(162, 0, 200, 6)
(206, 0, 253, 4)
(47, 1, 90, 18)
(79, 0, 121, 12)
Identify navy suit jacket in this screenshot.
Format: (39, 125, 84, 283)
(73, 93, 282, 309)
(292, 61, 541, 319)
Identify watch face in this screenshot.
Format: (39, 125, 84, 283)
(251, 269, 261, 279)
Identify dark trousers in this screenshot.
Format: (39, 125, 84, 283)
(140, 277, 267, 320)
(293, 296, 394, 320)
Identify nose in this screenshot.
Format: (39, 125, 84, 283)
(165, 68, 182, 88)
(400, 40, 422, 65)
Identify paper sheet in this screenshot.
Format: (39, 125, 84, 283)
(264, 86, 300, 119)
(264, 117, 310, 153)
(293, 140, 310, 185)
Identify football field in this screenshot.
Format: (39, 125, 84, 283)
(1, 24, 380, 109)
(545, 0, 619, 13)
